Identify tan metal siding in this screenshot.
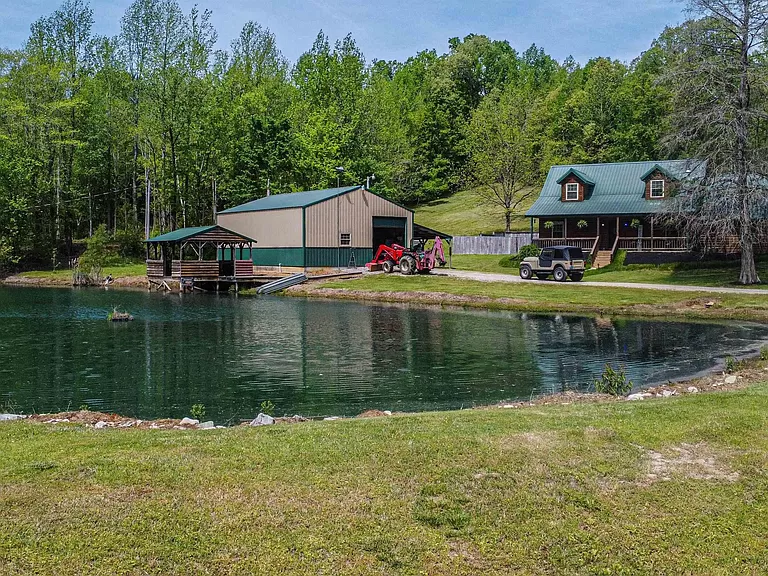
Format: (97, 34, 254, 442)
(216, 208, 303, 248)
(305, 188, 412, 247)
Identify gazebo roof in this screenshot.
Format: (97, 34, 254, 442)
(145, 225, 256, 244)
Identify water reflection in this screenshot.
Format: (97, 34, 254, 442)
(1, 286, 766, 420)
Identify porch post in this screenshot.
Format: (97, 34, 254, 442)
(564, 218, 568, 239)
(650, 217, 655, 252)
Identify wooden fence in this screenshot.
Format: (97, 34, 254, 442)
(452, 233, 538, 255)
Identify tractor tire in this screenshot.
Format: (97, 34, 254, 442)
(519, 265, 533, 280)
(399, 256, 416, 275)
(382, 260, 394, 274)
(553, 266, 567, 282)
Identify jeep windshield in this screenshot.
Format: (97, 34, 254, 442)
(566, 247, 584, 260)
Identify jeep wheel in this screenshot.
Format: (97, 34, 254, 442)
(553, 266, 567, 282)
(570, 272, 583, 282)
(519, 265, 533, 280)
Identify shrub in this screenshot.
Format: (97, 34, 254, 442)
(113, 228, 144, 258)
(76, 225, 111, 284)
(760, 346, 768, 361)
(724, 356, 737, 373)
(506, 244, 541, 268)
(260, 400, 275, 416)
(190, 403, 206, 420)
(517, 244, 540, 260)
(594, 363, 633, 396)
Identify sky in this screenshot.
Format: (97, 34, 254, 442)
(0, 0, 687, 65)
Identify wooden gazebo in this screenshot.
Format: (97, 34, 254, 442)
(145, 225, 257, 282)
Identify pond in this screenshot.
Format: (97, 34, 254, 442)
(1, 286, 767, 422)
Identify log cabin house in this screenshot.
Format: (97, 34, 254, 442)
(525, 160, 706, 267)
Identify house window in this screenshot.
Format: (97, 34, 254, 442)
(552, 221, 564, 238)
(650, 180, 665, 198)
(565, 183, 579, 201)
(340, 233, 351, 246)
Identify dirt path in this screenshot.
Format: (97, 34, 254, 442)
(434, 269, 768, 295)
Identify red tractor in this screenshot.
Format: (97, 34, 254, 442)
(366, 236, 447, 275)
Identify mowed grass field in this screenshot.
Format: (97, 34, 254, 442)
(316, 273, 768, 320)
(412, 187, 535, 236)
(12, 262, 147, 282)
(2, 385, 767, 574)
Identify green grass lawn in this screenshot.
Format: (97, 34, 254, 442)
(315, 274, 768, 320)
(2, 385, 767, 574)
(449, 254, 518, 275)
(586, 256, 768, 289)
(413, 187, 535, 236)
(17, 262, 146, 281)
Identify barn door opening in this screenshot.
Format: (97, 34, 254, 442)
(372, 217, 407, 252)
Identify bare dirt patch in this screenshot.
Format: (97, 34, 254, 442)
(642, 442, 740, 484)
(497, 430, 562, 451)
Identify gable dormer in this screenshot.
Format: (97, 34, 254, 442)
(640, 164, 676, 200)
(556, 168, 594, 202)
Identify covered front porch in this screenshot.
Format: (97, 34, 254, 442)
(532, 216, 688, 260)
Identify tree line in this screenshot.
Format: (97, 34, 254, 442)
(0, 0, 766, 282)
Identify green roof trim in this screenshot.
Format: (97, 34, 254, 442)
(219, 186, 415, 215)
(639, 164, 676, 181)
(145, 225, 256, 244)
(526, 160, 705, 218)
(219, 186, 361, 214)
(556, 168, 595, 186)
(145, 226, 217, 243)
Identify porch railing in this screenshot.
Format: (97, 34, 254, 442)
(616, 237, 688, 252)
(533, 237, 598, 250)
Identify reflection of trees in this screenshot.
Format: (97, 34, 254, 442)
(520, 316, 743, 394)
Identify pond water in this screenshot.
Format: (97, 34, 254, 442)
(1, 286, 767, 421)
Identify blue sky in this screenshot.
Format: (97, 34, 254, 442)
(1, 0, 686, 65)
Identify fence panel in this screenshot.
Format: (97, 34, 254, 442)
(453, 233, 538, 255)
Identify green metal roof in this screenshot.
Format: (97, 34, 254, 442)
(219, 186, 362, 214)
(556, 167, 595, 186)
(526, 160, 706, 218)
(145, 225, 256, 243)
(639, 163, 676, 181)
(145, 226, 217, 243)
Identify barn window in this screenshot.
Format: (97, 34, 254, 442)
(340, 233, 351, 246)
(650, 180, 665, 198)
(565, 182, 579, 201)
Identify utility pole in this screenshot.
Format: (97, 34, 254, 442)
(144, 167, 151, 240)
(212, 177, 217, 223)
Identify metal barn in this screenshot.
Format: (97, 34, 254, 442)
(216, 186, 416, 269)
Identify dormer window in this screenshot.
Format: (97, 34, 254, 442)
(650, 180, 665, 198)
(565, 183, 579, 201)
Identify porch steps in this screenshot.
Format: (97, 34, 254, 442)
(592, 250, 613, 269)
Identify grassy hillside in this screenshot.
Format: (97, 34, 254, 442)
(2, 385, 768, 574)
(413, 187, 537, 236)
